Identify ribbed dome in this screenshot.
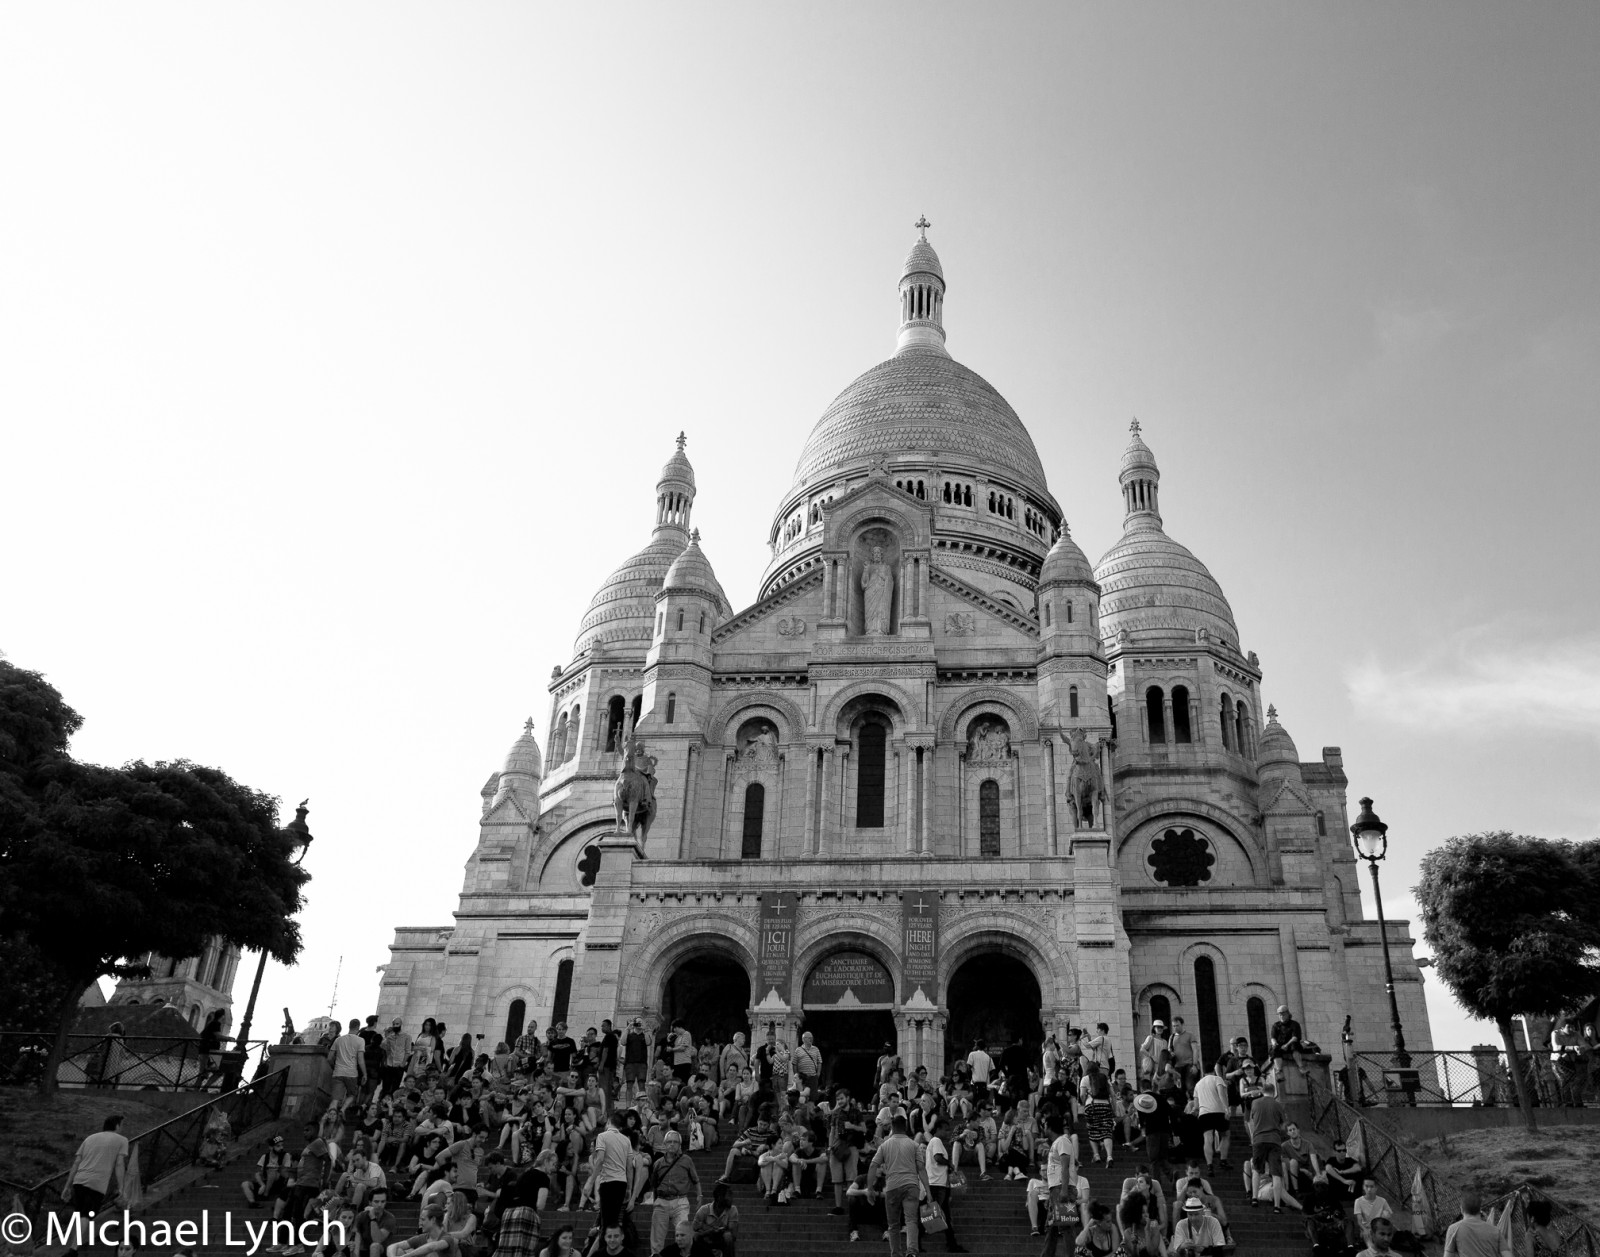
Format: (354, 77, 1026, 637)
(902, 237, 943, 281)
(575, 534, 685, 655)
(1095, 522, 1239, 646)
(1256, 706, 1300, 773)
(789, 353, 1051, 502)
(1040, 527, 1095, 586)
(661, 530, 728, 610)
(502, 718, 543, 779)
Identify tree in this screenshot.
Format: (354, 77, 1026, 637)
(1415, 832, 1600, 1131)
(0, 660, 310, 1092)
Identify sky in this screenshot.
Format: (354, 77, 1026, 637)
(2, 3, 1597, 1054)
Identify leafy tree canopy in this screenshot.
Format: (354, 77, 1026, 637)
(1415, 831, 1600, 1025)
(0, 659, 309, 1006)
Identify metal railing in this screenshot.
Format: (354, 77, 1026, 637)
(1346, 1049, 1597, 1108)
(1483, 1185, 1600, 1257)
(0, 1031, 268, 1092)
(1, 1066, 287, 1246)
(1307, 1073, 1600, 1255)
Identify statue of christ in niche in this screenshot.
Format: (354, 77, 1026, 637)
(860, 545, 894, 635)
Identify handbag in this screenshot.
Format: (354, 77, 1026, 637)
(948, 1170, 968, 1194)
(919, 1201, 947, 1234)
(829, 1138, 854, 1162)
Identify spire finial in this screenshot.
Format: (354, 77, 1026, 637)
(914, 215, 931, 240)
(676, 431, 686, 451)
(1130, 417, 1141, 435)
(1267, 704, 1279, 722)
(524, 717, 534, 732)
(690, 527, 701, 543)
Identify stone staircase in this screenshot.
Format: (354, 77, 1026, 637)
(131, 1117, 1311, 1256)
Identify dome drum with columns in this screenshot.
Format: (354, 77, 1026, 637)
(379, 223, 1431, 1086)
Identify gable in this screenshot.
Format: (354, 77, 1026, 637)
(711, 568, 824, 657)
(929, 566, 1040, 646)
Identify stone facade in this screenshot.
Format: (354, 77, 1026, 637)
(377, 227, 1433, 1074)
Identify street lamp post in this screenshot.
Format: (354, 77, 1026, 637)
(226, 801, 314, 1088)
(1350, 796, 1411, 1069)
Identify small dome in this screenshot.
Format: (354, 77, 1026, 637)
(502, 718, 542, 780)
(901, 237, 944, 283)
(1256, 706, 1301, 775)
(659, 431, 695, 490)
(1121, 419, 1159, 477)
(1095, 523, 1238, 646)
(661, 530, 728, 609)
(575, 534, 686, 654)
(1040, 526, 1095, 586)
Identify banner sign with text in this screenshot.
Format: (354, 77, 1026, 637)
(901, 890, 939, 1005)
(801, 949, 895, 1009)
(757, 890, 799, 1006)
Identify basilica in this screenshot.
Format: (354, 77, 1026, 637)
(376, 225, 1432, 1094)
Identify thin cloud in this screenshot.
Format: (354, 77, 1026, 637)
(1347, 628, 1600, 736)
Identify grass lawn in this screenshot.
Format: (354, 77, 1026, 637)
(1414, 1123, 1600, 1231)
(0, 1090, 199, 1186)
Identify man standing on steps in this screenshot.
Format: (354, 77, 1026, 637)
(1168, 1016, 1200, 1087)
(868, 1114, 928, 1257)
(329, 1019, 368, 1110)
(1193, 1060, 1231, 1173)
(597, 1019, 620, 1116)
(923, 1116, 967, 1254)
(1244, 1079, 1300, 1215)
(792, 1030, 823, 1098)
(63, 1114, 129, 1221)
(593, 1110, 636, 1231)
(1442, 1190, 1512, 1257)
(965, 1039, 994, 1105)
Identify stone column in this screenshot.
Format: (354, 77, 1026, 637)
(1044, 736, 1059, 855)
(1162, 695, 1174, 745)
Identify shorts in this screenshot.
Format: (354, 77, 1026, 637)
(624, 1062, 646, 1082)
(1251, 1142, 1283, 1175)
(1199, 1112, 1228, 1134)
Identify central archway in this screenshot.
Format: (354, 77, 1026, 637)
(662, 954, 751, 1049)
(945, 952, 1042, 1074)
(799, 948, 897, 1101)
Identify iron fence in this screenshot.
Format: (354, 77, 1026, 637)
(1307, 1073, 1600, 1255)
(0, 1031, 268, 1092)
(1346, 1049, 1596, 1108)
(1, 1065, 287, 1249)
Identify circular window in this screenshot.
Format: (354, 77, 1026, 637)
(1148, 827, 1215, 887)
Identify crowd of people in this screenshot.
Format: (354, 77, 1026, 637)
(201, 1003, 1419, 1257)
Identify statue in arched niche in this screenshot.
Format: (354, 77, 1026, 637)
(860, 545, 895, 635)
(967, 716, 1011, 762)
(739, 721, 779, 767)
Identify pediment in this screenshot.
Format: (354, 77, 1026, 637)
(711, 567, 823, 650)
(1262, 778, 1315, 817)
(480, 791, 538, 828)
(929, 566, 1039, 641)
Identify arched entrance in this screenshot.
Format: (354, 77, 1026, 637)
(800, 949, 896, 1101)
(662, 954, 752, 1048)
(945, 952, 1042, 1073)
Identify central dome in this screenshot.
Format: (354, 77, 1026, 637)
(789, 351, 1052, 502)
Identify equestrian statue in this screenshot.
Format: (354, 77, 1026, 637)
(1062, 727, 1106, 829)
(613, 734, 658, 841)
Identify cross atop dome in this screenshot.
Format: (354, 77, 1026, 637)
(676, 431, 686, 450)
(1130, 417, 1141, 435)
(914, 214, 931, 239)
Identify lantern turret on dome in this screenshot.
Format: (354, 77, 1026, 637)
(1256, 705, 1302, 779)
(897, 216, 948, 357)
(1038, 523, 1109, 731)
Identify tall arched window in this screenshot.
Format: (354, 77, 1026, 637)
(741, 783, 765, 859)
(1246, 997, 1269, 1061)
(1044, 603, 1051, 627)
(565, 705, 580, 762)
(1108, 698, 1118, 742)
(605, 697, 626, 751)
(630, 695, 642, 732)
(1146, 687, 1167, 743)
(1171, 685, 1192, 743)
(676, 609, 684, 631)
(1066, 600, 1073, 623)
(979, 779, 1001, 857)
(551, 959, 575, 1028)
(699, 612, 706, 633)
(1149, 993, 1173, 1031)
(504, 999, 526, 1045)
(665, 693, 676, 724)
(1235, 705, 1247, 756)
(1069, 686, 1079, 718)
(1219, 694, 1233, 750)
(1315, 810, 1326, 836)
(856, 720, 887, 828)
(553, 713, 569, 764)
(1194, 956, 1222, 1068)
